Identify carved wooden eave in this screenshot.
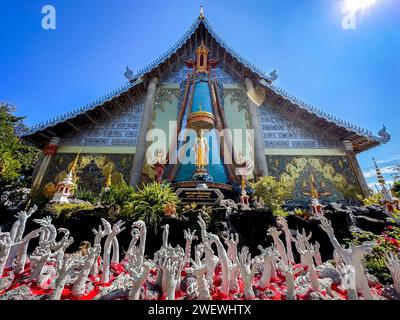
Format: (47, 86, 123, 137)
(21, 16, 390, 152)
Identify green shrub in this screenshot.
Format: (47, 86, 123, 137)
(121, 182, 180, 233)
(392, 180, 400, 198)
(100, 182, 135, 207)
(252, 176, 286, 214)
(75, 187, 98, 205)
(53, 203, 95, 222)
(360, 193, 383, 206)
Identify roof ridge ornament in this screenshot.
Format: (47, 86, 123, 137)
(199, 5, 205, 19)
(378, 124, 391, 143)
(124, 66, 135, 82)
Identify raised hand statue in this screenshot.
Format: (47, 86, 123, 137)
(292, 229, 312, 266)
(14, 228, 42, 274)
(29, 247, 52, 281)
(236, 246, 256, 299)
(163, 259, 179, 300)
(384, 252, 400, 296)
(267, 227, 288, 266)
(129, 260, 154, 300)
(72, 244, 102, 296)
(0, 232, 12, 275)
(50, 256, 85, 300)
(125, 228, 140, 261)
(101, 220, 125, 283)
(295, 241, 320, 291)
(187, 245, 212, 300)
(277, 216, 294, 263)
(183, 228, 197, 265)
(13, 205, 37, 242)
(314, 241, 323, 266)
(257, 245, 278, 289)
(278, 260, 302, 300)
(223, 233, 240, 292)
(132, 220, 147, 265)
(208, 232, 230, 296)
(319, 216, 375, 299)
(90, 223, 109, 277)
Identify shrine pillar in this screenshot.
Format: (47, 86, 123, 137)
(32, 137, 60, 190)
(244, 78, 269, 177)
(129, 77, 159, 187)
(342, 140, 369, 198)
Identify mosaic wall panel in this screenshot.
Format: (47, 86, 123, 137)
(41, 153, 134, 196)
(143, 87, 179, 182)
(266, 155, 359, 204)
(223, 88, 255, 180)
(260, 105, 342, 149)
(60, 97, 145, 147)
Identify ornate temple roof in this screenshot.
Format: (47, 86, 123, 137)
(22, 10, 390, 152)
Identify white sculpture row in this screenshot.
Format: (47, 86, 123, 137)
(0, 207, 399, 300)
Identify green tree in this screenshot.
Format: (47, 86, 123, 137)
(252, 176, 286, 214)
(391, 180, 400, 198)
(122, 182, 180, 233)
(0, 103, 39, 186)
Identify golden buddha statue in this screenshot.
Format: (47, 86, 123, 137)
(194, 130, 209, 168)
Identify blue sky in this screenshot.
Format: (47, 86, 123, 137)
(1, 0, 399, 189)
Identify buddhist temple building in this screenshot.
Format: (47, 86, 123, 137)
(22, 9, 391, 206)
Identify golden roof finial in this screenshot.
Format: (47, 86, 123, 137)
(199, 5, 205, 19)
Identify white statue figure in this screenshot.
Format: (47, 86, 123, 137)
(90, 223, 109, 277)
(292, 229, 312, 266)
(276, 216, 294, 263)
(236, 246, 256, 299)
(314, 241, 323, 266)
(14, 228, 42, 274)
(384, 252, 400, 297)
(319, 216, 375, 300)
(129, 259, 154, 300)
(0, 232, 12, 275)
(278, 260, 302, 300)
(187, 245, 212, 300)
(295, 240, 320, 291)
(257, 245, 279, 289)
(50, 255, 84, 300)
(223, 233, 240, 292)
(207, 232, 230, 296)
(183, 228, 197, 265)
(72, 244, 101, 296)
(267, 227, 288, 266)
(101, 220, 125, 283)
